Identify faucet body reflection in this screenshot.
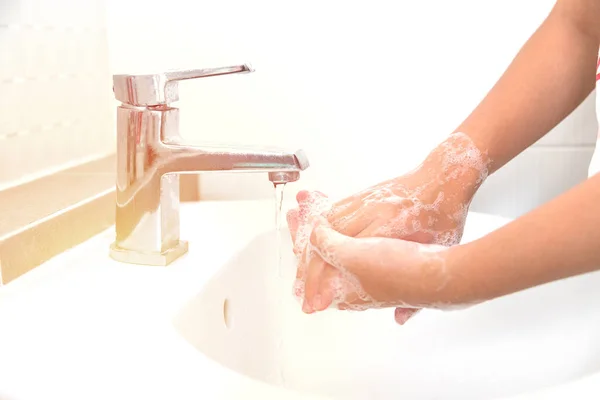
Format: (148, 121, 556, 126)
(109, 65, 309, 266)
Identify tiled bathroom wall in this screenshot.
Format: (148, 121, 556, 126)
(0, 0, 114, 190)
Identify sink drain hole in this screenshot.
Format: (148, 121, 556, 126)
(223, 299, 233, 329)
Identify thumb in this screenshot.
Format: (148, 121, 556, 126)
(286, 208, 300, 242)
(309, 218, 357, 270)
(311, 221, 431, 275)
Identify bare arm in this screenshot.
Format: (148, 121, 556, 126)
(454, 0, 600, 174)
(445, 172, 600, 304)
(304, 169, 600, 311)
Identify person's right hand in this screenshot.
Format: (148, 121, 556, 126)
(287, 132, 490, 324)
(302, 218, 458, 312)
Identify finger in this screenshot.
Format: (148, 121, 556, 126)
(356, 218, 414, 240)
(296, 241, 310, 281)
(297, 190, 328, 204)
(296, 192, 329, 224)
(394, 308, 420, 325)
(326, 182, 380, 219)
(402, 231, 435, 244)
(286, 208, 300, 246)
(297, 190, 326, 204)
(299, 191, 369, 236)
(297, 191, 330, 214)
(310, 220, 356, 266)
(292, 278, 305, 301)
(295, 192, 332, 243)
(296, 190, 310, 203)
(357, 215, 436, 243)
(296, 260, 305, 280)
(291, 192, 329, 256)
(314, 264, 340, 311)
(327, 198, 363, 230)
(355, 217, 390, 238)
(337, 297, 370, 311)
(309, 220, 368, 297)
(331, 206, 373, 237)
(305, 219, 350, 312)
(303, 249, 326, 313)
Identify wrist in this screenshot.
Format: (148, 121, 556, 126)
(419, 132, 490, 206)
(404, 243, 477, 309)
(432, 243, 483, 307)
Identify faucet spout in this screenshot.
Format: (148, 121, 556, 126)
(163, 143, 309, 175)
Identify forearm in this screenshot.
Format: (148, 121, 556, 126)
(455, 3, 598, 173)
(416, 3, 598, 206)
(445, 173, 600, 304)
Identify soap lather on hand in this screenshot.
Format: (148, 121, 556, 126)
(286, 133, 489, 325)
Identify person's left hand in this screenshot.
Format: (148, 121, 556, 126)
(297, 217, 462, 313)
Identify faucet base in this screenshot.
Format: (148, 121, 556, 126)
(109, 240, 189, 266)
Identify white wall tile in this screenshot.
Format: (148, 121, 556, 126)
(0, 0, 113, 189)
(470, 147, 595, 219)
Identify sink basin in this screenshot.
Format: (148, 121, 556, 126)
(1, 199, 599, 400)
(174, 211, 600, 400)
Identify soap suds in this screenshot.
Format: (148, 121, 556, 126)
(288, 132, 491, 316)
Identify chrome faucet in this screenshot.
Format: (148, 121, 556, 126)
(109, 64, 309, 266)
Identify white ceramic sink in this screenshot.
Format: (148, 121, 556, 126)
(0, 200, 599, 400)
(174, 209, 600, 400)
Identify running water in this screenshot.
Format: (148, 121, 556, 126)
(274, 183, 286, 277)
(273, 182, 287, 385)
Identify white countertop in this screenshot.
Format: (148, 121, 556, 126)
(0, 200, 598, 400)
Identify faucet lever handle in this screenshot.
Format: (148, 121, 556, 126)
(164, 64, 253, 82)
(113, 63, 254, 107)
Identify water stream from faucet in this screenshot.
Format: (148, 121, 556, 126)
(274, 183, 286, 278)
(273, 182, 288, 386)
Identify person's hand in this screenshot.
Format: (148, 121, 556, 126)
(300, 218, 468, 313)
(311, 218, 449, 309)
(287, 132, 490, 324)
